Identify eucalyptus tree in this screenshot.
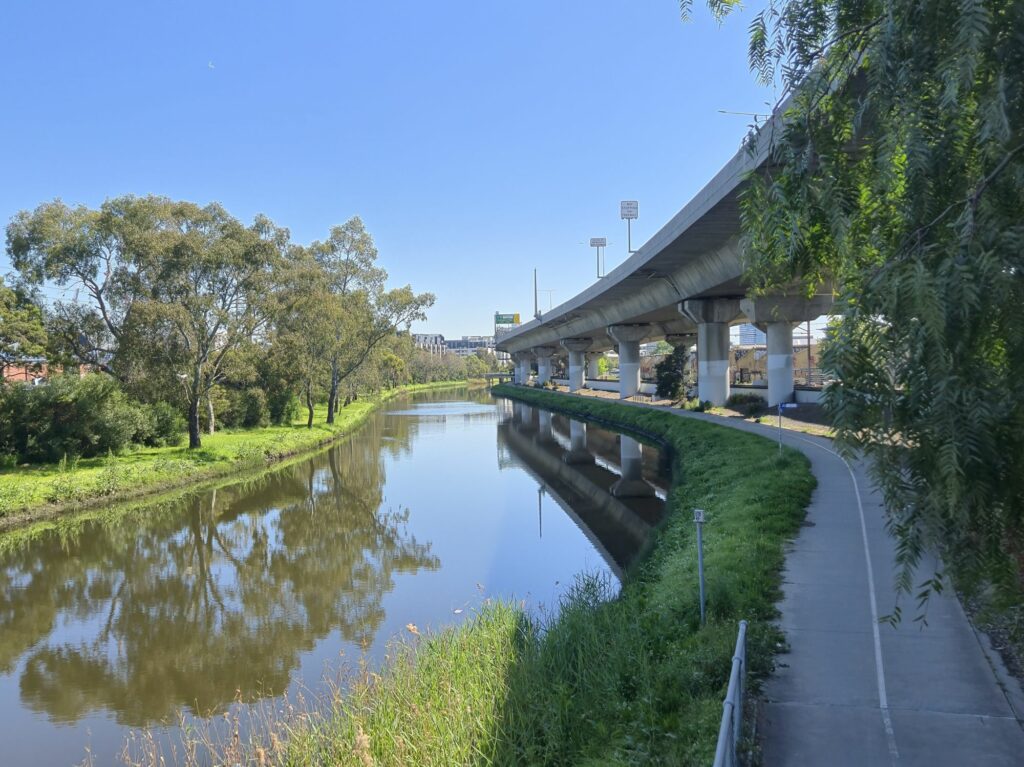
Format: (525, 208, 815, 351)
(273, 247, 342, 428)
(126, 200, 288, 449)
(5, 197, 148, 375)
(684, 0, 1024, 608)
(311, 217, 434, 422)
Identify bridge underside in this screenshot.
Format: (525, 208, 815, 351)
(498, 115, 832, 406)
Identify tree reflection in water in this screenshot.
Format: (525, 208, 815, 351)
(0, 414, 439, 727)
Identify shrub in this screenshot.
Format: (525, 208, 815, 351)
(725, 392, 768, 416)
(268, 392, 301, 425)
(143, 401, 186, 447)
(0, 372, 161, 460)
(655, 346, 690, 400)
(236, 387, 270, 428)
(0, 375, 148, 462)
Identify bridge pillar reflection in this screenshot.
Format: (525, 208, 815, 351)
(610, 435, 655, 497)
(536, 410, 554, 443)
(608, 325, 651, 399)
(563, 419, 595, 465)
(560, 338, 593, 392)
(532, 346, 556, 385)
(681, 299, 741, 406)
(740, 294, 833, 405)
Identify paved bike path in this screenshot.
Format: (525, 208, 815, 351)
(579, 395, 1024, 765)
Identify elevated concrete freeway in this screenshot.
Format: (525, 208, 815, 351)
(498, 119, 832, 407)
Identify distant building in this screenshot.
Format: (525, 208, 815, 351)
(413, 333, 448, 356)
(738, 323, 766, 345)
(446, 336, 495, 358)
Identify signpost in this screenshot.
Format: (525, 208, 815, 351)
(620, 200, 638, 254)
(694, 508, 706, 624)
(777, 402, 799, 454)
(589, 237, 607, 278)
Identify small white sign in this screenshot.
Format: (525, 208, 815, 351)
(620, 200, 639, 220)
(781, 403, 799, 409)
(693, 509, 705, 524)
(589, 237, 607, 247)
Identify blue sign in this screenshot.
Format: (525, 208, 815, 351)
(780, 403, 799, 409)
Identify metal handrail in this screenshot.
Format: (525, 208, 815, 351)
(712, 620, 748, 767)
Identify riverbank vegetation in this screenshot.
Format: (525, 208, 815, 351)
(0, 196, 501, 518)
(0, 381, 466, 525)
(4, 198, 499, 451)
(135, 386, 814, 766)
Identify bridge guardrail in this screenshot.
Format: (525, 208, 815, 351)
(712, 619, 748, 767)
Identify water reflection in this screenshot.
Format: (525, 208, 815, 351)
(0, 414, 438, 727)
(0, 388, 671, 765)
(497, 404, 668, 578)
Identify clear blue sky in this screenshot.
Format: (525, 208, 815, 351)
(0, 1, 776, 338)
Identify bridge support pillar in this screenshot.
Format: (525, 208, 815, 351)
(586, 352, 602, 382)
(512, 352, 531, 385)
(560, 338, 592, 392)
(608, 325, 650, 399)
(740, 294, 833, 406)
(532, 346, 556, 385)
(564, 419, 595, 465)
(681, 299, 741, 406)
(610, 436, 655, 497)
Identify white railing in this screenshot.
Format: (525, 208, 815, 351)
(712, 620, 748, 767)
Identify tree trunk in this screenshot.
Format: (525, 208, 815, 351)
(305, 382, 315, 429)
(326, 361, 339, 425)
(206, 393, 215, 435)
(188, 395, 202, 449)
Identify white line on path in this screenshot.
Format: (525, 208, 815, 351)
(791, 433, 901, 765)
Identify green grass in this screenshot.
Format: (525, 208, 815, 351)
(159, 384, 816, 766)
(0, 381, 468, 525)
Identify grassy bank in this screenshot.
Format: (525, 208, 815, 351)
(0, 380, 468, 529)
(160, 385, 815, 766)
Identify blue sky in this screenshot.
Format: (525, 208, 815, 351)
(0, 1, 775, 338)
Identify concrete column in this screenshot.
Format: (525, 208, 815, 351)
(610, 436, 655, 498)
(740, 294, 833, 406)
(560, 338, 592, 392)
(563, 419, 595, 465)
(586, 353, 601, 381)
(532, 346, 556, 385)
(512, 352, 531, 385)
(681, 299, 741, 406)
(766, 321, 795, 406)
(608, 325, 650, 399)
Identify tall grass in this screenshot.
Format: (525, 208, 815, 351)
(124, 386, 815, 766)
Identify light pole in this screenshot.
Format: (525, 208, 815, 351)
(590, 237, 607, 278)
(621, 200, 638, 254)
(534, 268, 540, 319)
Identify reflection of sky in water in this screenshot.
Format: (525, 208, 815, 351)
(0, 388, 666, 766)
(388, 400, 498, 417)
